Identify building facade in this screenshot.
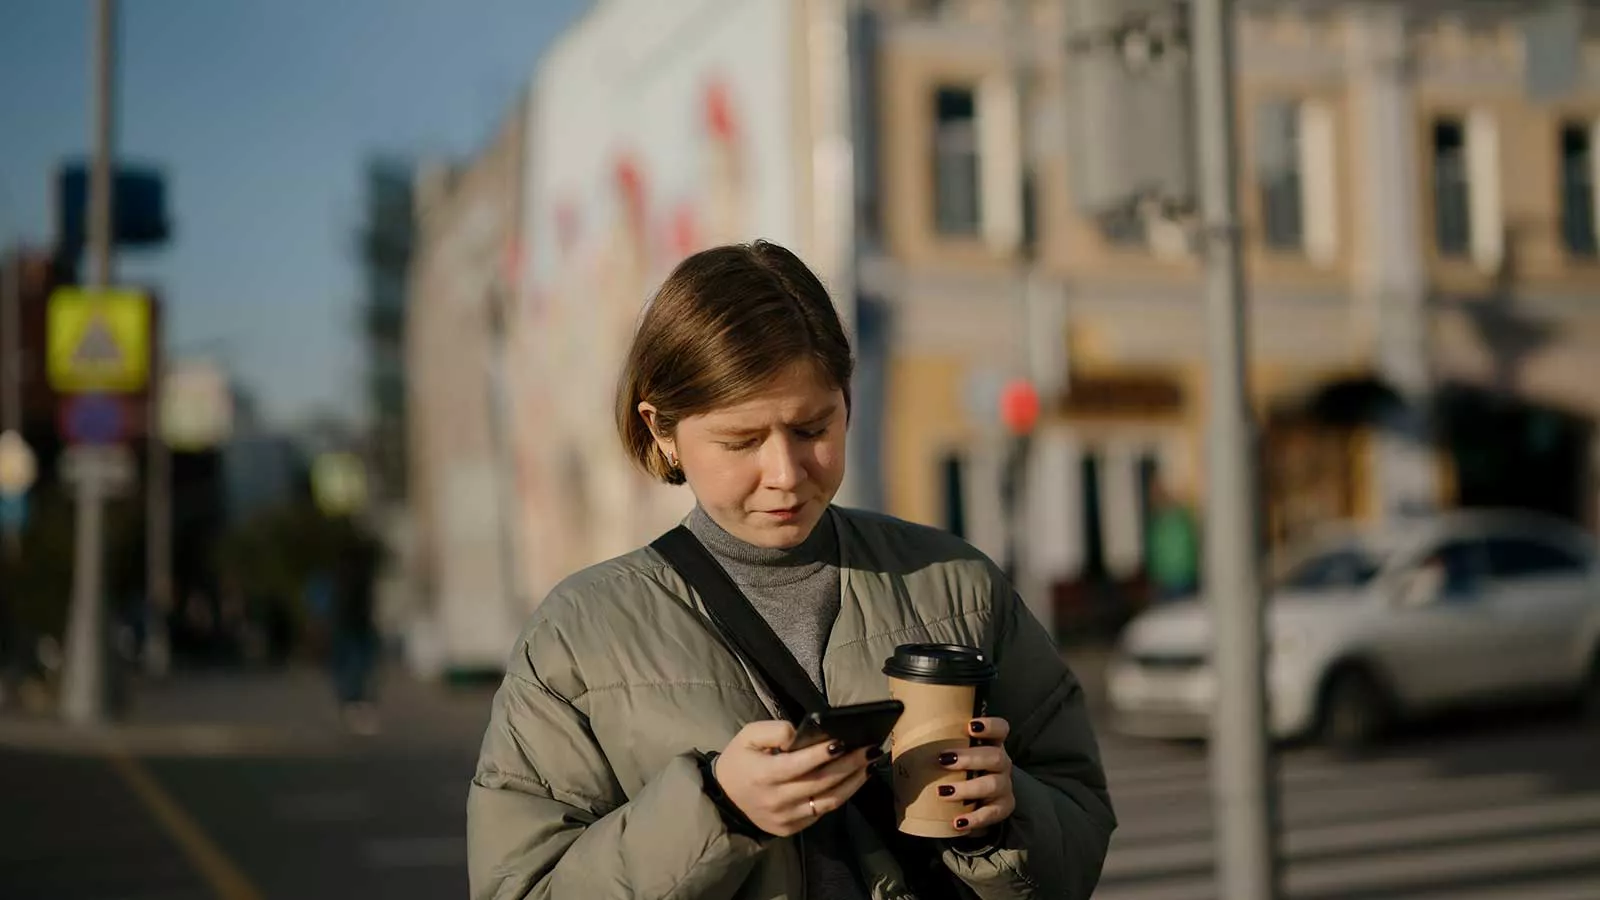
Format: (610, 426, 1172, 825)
(404, 104, 529, 676)
(867, 0, 1600, 635)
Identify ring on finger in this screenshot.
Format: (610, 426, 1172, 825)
(808, 797, 818, 818)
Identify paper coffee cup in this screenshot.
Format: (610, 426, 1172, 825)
(883, 643, 997, 838)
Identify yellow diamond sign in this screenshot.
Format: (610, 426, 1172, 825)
(47, 287, 151, 394)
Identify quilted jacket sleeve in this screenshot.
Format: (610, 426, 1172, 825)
(467, 632, 767, 900)
(940, 579, 1118, 900)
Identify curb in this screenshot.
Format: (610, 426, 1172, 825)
(0, 717, 349, 758)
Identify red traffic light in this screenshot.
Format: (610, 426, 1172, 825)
(999, 378, 1040, 436)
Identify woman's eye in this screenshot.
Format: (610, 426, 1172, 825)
(722, 439, 759, 452)
(794, 426, 827, 441)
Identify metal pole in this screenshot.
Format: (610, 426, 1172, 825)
(60, 0, 117, 726)
(89, 2, 114, 292)
(1189, 0, 1279, 898)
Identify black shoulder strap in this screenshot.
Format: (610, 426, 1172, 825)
(651, 525, 825, 722)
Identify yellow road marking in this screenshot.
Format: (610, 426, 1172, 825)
(106, 750, 265, 900)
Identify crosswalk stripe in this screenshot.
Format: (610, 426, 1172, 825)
(1104, 790, 1600, 880)
(1108, 755, 1435, 803)
(1402, 879, 1600, 900)
(1090, 722, 1597, 900)
(1287, 827, 1600, 898)
(1096, 825, 1600, 900)
(1103, 758, 1208, 785)
(1110, 771, 1550, 847)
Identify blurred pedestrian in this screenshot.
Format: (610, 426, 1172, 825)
(328, 520, 382, 735)
(1146, 483, 1200, 603)
(468, 242, 1115, 900)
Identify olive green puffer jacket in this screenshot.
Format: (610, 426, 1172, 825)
(468, 507, 1116, 899)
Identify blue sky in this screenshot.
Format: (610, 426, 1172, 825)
(0, 0, 587, 427)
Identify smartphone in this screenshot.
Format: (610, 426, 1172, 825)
(784, 699, 905, 754)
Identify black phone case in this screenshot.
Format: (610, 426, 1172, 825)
(786, 700, 905, 753)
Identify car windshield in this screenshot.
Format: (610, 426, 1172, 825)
(1276, 546, 1385, 591)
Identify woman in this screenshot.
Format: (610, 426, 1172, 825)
(468, 241, 1115, 900)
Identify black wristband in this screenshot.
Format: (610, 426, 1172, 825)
(697, 751, 770, 840)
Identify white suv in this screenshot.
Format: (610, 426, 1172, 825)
(1106, 510, 1600, 748)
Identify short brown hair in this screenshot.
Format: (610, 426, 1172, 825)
(616, 241, 854, 485)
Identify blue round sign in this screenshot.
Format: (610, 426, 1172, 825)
(63, 394, 126, 445)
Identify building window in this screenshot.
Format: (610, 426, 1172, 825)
(1560, 122, 1597, 257)
(1432, 118, 1472, 258)
(933, 86, 981, 236)
(1256, 100, 1304, 250)
(941, 453, 966, 539)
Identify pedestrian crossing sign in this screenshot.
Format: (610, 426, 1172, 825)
(47, 288, 151, 393)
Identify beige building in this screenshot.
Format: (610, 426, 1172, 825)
(404, 101, 528, 675)
(864, 1, 1600, 628)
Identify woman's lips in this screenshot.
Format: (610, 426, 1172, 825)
(760, 503, 806, 521)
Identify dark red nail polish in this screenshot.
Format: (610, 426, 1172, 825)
(956, 818, 970, 829)
(939, 752, 959, 766)
(969, 720, 985, 733)
(865, 745, 884, 760)
(828, 742, 845, 756)
(938, 785, 956, 797)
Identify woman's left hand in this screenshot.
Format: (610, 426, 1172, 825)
(938, 717, 1016, 836)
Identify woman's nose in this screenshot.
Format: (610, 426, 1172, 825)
(760, 436, 803, 489)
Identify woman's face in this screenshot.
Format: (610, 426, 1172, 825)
(642, 361, 847, 549)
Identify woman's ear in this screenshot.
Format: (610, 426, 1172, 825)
(637, 402, 674, 460)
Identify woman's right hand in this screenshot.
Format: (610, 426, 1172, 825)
(712, 720, 880, 837)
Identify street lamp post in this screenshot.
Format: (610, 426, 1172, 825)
(60, 0, 119, 727)
(1189, 1, 1281, 898)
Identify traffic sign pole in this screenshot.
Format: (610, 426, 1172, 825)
(60, 0, 118, 728)
(61, 447, 109, 724)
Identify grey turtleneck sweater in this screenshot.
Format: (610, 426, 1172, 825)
(686, 506, 867, 900)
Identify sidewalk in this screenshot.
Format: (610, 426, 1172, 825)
(0, 645, 1112, 759)
(0, 664, 498, 758)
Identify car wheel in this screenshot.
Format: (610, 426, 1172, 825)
(1320, 667, 1391, 752)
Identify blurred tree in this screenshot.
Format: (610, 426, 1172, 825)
(212, 498, 374, 661)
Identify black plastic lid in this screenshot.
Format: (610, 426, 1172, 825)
(882, 643, 996, 686)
